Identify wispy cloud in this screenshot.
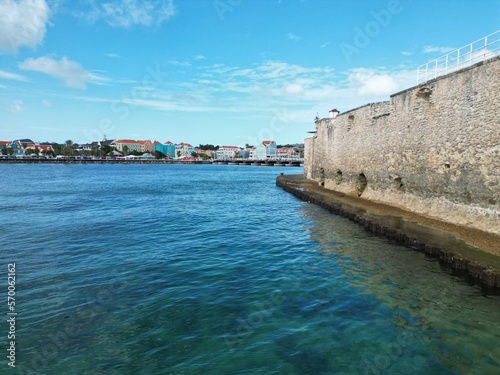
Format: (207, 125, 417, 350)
(70, 60, 416, 126)
(104, 53, 121, 58)
(286, 33, 301, 42)
(0, 0, 50, 53)
(320, 42, 331, 48)
(0, 70, 29, 82)
(422, 45, 455, 54)
(167, 60, 192, 67)
(82, 0, 176, 28)
(7, 99, 24, 113)
(19, 56, 94, 89)
(194, 54, 206, 61)
(401, 51, 412, 56)
(42, 99, 53, 107)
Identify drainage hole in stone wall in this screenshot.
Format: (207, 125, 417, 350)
(336, 170, 343, 184)
(320, 167, 325, 186)
(357, 173, 367, 196)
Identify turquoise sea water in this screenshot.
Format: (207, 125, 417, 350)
(0, 163, 499, 375)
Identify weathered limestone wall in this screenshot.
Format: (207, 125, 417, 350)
(305, 56, 500, 235)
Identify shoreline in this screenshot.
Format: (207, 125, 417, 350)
(0, 159, 302, 166)
(277, 174, 500, 289)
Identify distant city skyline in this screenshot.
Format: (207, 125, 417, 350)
(0, 0, 498, 146)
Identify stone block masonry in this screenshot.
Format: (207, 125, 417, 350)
(305, 56, 500, 235)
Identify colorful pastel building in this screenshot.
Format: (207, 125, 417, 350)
(115, 139, 154, 153)
(154, 141, 176, 158)
(175, 142, 195, 157)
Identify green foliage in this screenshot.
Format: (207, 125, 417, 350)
(155, 150, 165, 159)
(52, 144, 63, 155)
(100, 145, 114, 156)
(199, 153, 212, 160)
(198, 144, 219, 150)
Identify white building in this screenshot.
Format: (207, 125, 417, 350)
(253, 140, 276, 159)
(217, 146, 240, 160)
(276, 148, 299, 160)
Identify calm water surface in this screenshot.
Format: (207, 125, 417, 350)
(0, 164, 499, 375)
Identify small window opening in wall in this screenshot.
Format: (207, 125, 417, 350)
(357, 173, 367, 196)
(320, 167, 325, 186)
(444, 162, 450, 169)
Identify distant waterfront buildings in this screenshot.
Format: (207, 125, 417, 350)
(0, 140, 55, 157)
(276, 147, 299, 160)
(154, 141, 176, 158)
(0, 136, 303, 161)
(254, 140, 277, 159)
(115, 139, 154, 154)
(175, 142, 195, 158)
(217, 146, 240, 160)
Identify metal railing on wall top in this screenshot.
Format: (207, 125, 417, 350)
(417, 30, 500, 84)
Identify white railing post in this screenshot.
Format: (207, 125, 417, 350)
(416, 30, 500, 83)
(484, 35, 488, 59)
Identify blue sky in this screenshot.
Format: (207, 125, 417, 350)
(0, 0, 499, 147)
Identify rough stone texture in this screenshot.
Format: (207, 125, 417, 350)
(305, 56, 500, 235)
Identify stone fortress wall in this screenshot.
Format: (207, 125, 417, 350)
(304, 56, 500, 235)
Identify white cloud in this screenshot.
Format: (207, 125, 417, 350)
(422, 45, 455, 54)
(84, 0, 176, 28)
(0, 70, 28, 82)
(286, 33, 300, 42)
(347, 68, 413, 97)
(320, 42, 331, 48)
(104, 53, 121, 58)
(19, 56, 92, 89)
(8, 99, 24, 113)
(284, 83, 304, 97)
(401, 51, 412, 56)
(42, 99, 53, 107)
(0, 0, 50, 53)
(194, 54, 206, 61)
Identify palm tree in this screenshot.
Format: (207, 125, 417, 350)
(64, 140, 74, 156)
